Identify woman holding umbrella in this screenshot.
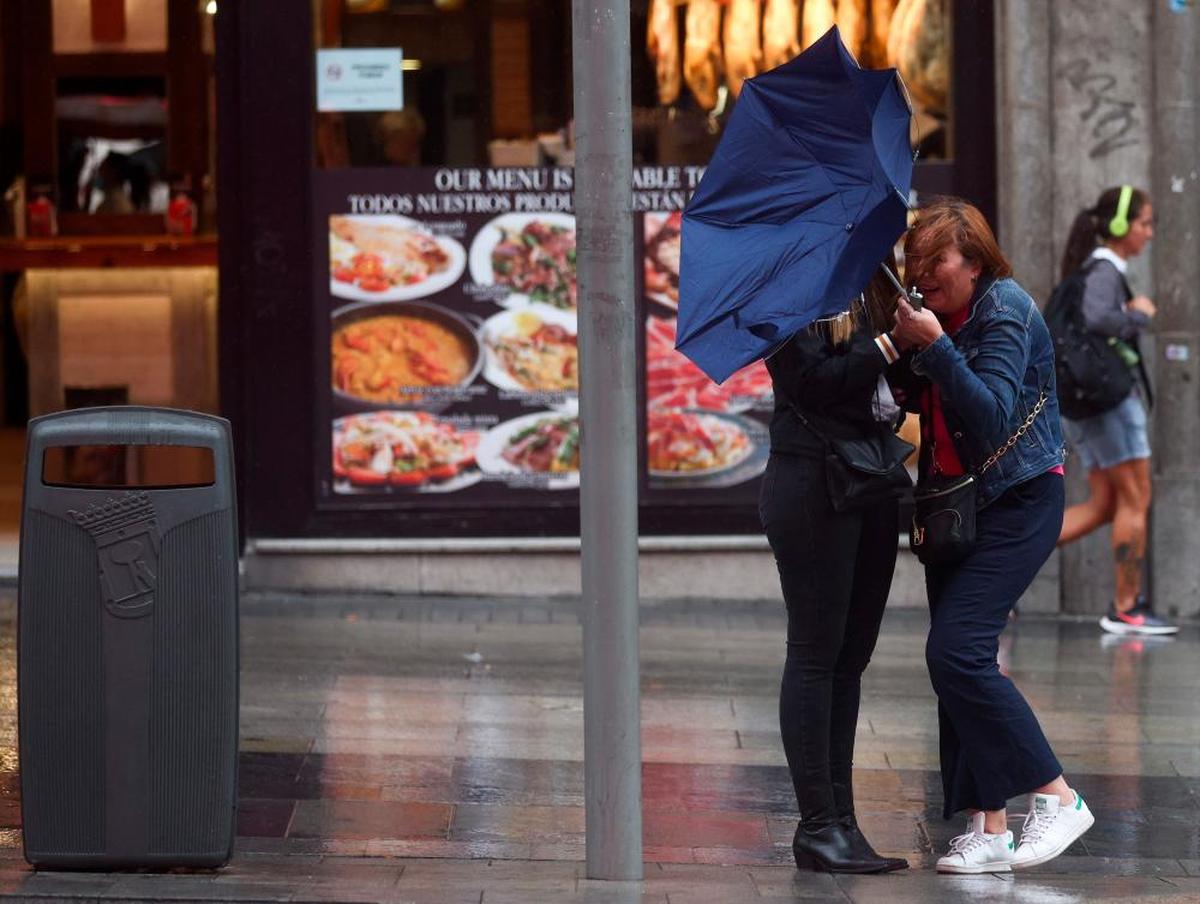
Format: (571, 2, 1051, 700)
(889, 198, 1094, 874)
(760, 263, 911, 875)
(673, 26, 930, 873)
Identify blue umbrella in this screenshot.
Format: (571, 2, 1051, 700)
(675, 26, 915, 384)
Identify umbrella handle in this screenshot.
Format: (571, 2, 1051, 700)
(880, 262, 924, 310)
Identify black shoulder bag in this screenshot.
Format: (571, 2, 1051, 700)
(792, 406, 914, 513)
(910, 391, 1049, 566)
(1043, 263, 1136, 420)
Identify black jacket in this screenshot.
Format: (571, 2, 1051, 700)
(766, 326, 892, 456)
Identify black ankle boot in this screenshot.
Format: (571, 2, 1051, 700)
(838, 817, 909, 873)
(791, 822, 897, 874)
(830, 781, 908, 873)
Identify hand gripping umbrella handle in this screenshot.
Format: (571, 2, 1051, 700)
(880, 263, 924, 311)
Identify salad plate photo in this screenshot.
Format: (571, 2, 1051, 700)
(468, 213, 577, 311)
(475, 411, 580, 491)
(331, 411, 481, 494)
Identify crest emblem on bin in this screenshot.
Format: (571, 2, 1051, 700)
(69, 492, 160, 618)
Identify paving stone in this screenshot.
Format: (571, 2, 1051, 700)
(0, 594, 1195, 901)
(449, 803, 585, 846)
(289, 800, 453, 841)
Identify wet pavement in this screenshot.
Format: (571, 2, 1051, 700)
(0, 589, 1197, 902)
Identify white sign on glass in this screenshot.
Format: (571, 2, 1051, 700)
(316, 49, 404, 112)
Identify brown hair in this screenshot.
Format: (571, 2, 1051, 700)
(1060, 185, 1150, 279)
(903, 197, 1012, 287)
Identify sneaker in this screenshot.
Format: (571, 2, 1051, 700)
(1011, 791, 1094, 870)
(1099, 598, 1179, 636)
(935, 812, 1015, 874)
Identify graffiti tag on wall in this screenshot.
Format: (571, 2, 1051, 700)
(1057, 59, 1140, 159)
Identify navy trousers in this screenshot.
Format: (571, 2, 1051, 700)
(760, 452, 899, 824)
(925, 472, 1065, 819)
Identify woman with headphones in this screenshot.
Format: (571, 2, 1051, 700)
(1057, 186, 1177, 637)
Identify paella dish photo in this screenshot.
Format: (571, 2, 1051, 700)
(331, 308, 477, 406)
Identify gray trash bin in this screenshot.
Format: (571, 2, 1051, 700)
(18, 407, 239, 869)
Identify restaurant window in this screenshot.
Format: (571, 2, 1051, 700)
(308, 0, 957, 527)
(314, 0, 952, 170)
(635, 0, 951, 166)
(314, 0, 572, 170)
(0, 0, 220, 549)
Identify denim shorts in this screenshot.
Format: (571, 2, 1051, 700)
(1062, 391, 1150, 470)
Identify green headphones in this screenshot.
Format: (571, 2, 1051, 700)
(1108, 185, 1134, 238)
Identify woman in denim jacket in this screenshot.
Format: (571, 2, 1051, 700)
(889, 199, 1094, 875)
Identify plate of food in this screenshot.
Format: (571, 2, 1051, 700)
(481, 305, 578, 395)
(646, 408, 765, 482)
(331, 301, 482, 412)
(646, 315, 772, 413)
(332, 411, 481, 493)
(468, 213, 577, 311)
(330, 214, 466, 302)
(644, 211, 681, 313)
(475, 411, 580, 490)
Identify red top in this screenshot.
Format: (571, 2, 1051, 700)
(920, 304, 1065, 478)
(921, 306, 971, 477)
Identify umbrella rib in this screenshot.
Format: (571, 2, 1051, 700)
(737, 90, 852, 225)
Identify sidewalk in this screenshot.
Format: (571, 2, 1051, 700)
(0, 590, 1196, 902)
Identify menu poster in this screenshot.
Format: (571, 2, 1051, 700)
(313, 167, 773, 511)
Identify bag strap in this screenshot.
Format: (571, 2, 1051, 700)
(788, 403, 838, 455)
(977, 391, 1049, 475)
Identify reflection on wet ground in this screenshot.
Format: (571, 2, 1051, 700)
(0, 591, 1196, 902)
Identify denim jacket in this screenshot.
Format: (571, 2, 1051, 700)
(908, 276, 1066, 508)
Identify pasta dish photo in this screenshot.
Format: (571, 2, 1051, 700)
(484, 308, 579, 393)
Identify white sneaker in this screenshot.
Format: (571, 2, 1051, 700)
(1011, 790, 1094, 869)
(936, 812, 1015, 874)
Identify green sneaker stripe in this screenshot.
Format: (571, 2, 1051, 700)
(1075, 794, 1083, 811)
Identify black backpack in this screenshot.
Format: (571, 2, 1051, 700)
(1043, 262, 1136, 420)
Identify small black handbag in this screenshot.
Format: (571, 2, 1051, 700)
(793, 407, 914, 513)
(910, 392, 1049, 566)
(910, 473, 978, 566)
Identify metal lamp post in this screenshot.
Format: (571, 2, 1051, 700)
(571, 0, 644, 882)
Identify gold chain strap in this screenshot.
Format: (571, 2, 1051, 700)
(978, 392, 1049, 475)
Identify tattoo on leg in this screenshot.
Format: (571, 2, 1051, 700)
(1114, 542, 1143, 602)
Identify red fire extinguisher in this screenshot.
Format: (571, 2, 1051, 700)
(165, 188, 197, 236)
(27, 187, 57, 238)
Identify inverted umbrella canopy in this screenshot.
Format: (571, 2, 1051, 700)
(676, 26, 914, 384)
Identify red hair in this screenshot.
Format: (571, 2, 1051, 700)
(904, 197, 1012, 284)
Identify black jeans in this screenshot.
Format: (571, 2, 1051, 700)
(925, 472, 1065, 819)
(759, 452, 899, 825)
